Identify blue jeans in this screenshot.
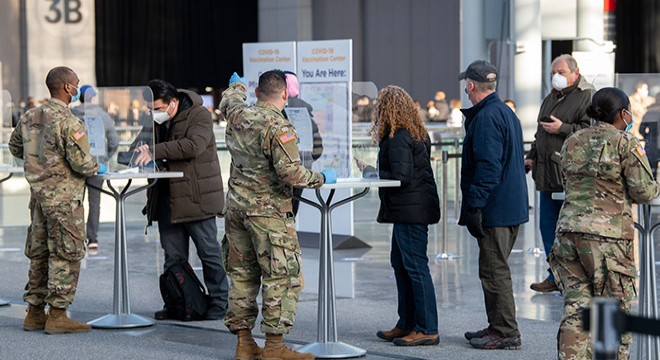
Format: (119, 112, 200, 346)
(539, 191, 563, 282)
(391, 223, 438, 334)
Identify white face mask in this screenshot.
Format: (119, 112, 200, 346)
(551, 73, 568, 91)
(152, 102, 173, 124)
(639, 88, 649, 98)
(152, 111, 170, 124)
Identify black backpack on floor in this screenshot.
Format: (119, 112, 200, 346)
(159, 261, 210, 321)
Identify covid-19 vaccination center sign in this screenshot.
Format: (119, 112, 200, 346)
(242, 39, 358, 247)
(242, 42, 296, 105)
(27, 0, 96, 100)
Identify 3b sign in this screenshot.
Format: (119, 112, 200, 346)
(44, 0, 83, 24)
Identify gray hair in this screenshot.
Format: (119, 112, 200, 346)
(551, 54, 578, 72)
(469, 79, 497, 92)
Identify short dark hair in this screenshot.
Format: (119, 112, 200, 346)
(146, 79, 177, 103)
(257, 70, 287, 99)
(586, 87, 630, 124)
(45, 66, 75, 92)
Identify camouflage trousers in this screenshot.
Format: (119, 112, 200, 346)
(222, 208, 303, 335)
(23, 198, 87, 309)
(550, 232, 636, 360)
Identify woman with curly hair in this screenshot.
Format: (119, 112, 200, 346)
(360, 85, 441, 346)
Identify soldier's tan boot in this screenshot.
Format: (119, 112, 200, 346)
(262, 334, 315, 360)
(235, 329, 263, 360)
(44, 307, 92, 334)
(23, 304, 47, 331)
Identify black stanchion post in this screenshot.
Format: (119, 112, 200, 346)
(591, 298, 621, 360)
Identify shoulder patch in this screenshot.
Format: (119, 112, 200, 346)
(635, 145, 646, 156)
(72, 129, 86, 141)
(279, 132, 296, 144)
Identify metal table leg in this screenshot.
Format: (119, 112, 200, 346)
(296, 188, 369, 359)
(636, 203, 660, 360)
(86, 178, 157, 329)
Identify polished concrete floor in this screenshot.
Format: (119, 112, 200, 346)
(0, 178, 656, 359)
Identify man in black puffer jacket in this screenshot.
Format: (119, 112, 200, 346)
(133, 79, 228, 321)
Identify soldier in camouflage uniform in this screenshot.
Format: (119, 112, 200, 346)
(220, 70, 334, 360)
(551, 87, 660, 359)
(9, 67, 100, 334)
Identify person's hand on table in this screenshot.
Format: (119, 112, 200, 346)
(133, 144, 153, 167)
(321, 169, 337, 184)
(355, 158, 368, 171)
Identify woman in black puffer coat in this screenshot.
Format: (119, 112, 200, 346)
(361, 85, 441, 346)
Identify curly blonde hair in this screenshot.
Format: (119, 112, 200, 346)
(370, 85, 427, 143)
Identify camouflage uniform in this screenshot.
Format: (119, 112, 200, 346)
(550, 121, 660, 360)
(219, 82, 324, 334)
(9, 98, 99, 309)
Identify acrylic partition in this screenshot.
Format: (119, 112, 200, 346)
(81, 86, 155, 174)
(351, 82, 379, 179)
(0, 91, 21, 169)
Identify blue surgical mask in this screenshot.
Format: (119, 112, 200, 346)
(623, 109, 634, 133)
(67, 83, 80, 103)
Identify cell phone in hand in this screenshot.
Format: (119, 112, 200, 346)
(540, 115, 553, 123)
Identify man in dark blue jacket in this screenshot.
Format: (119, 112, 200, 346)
(458, 60, 529, 350)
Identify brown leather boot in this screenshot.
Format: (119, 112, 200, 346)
(376, 326, 413, 342)
(235, 329, 263, 360)
(262, 334, 314, 360)
(44, 307, 92, 334)
(23, 304, 47, 331)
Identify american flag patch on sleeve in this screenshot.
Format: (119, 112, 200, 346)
(636, 145, 646, 156)
(72, 129, 86, 141)
(279, 133, 296, 144)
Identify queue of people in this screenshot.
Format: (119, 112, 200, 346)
(8, 61, 660, 360)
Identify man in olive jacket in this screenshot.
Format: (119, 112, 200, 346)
(525, 54, 594, 293)
(133, 79, 228, 320)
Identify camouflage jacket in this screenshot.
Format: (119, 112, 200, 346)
(9, 98, 99, 206)
(557, 121, 660, 240)
(220, 83, 324, 216)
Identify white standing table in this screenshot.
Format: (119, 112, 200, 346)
(0, 166, 23, 306)
(552, 192, 660, 360)
(85, 172, 183, 329)
(295, 178, 400, 359)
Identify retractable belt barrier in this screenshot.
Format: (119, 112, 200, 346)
(584, 298, 660, 360)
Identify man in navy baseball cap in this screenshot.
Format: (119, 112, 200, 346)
(458, 60, 498, 83)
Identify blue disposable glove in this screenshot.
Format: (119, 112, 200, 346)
(321, 169, 337, 184)
(229, 72, 247, 86)
(97, 163, 107, 175)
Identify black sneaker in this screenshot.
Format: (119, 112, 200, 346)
(464, 327, 493, 340)
(154, 307, 171, 320)
(469, 333, 522, 350)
